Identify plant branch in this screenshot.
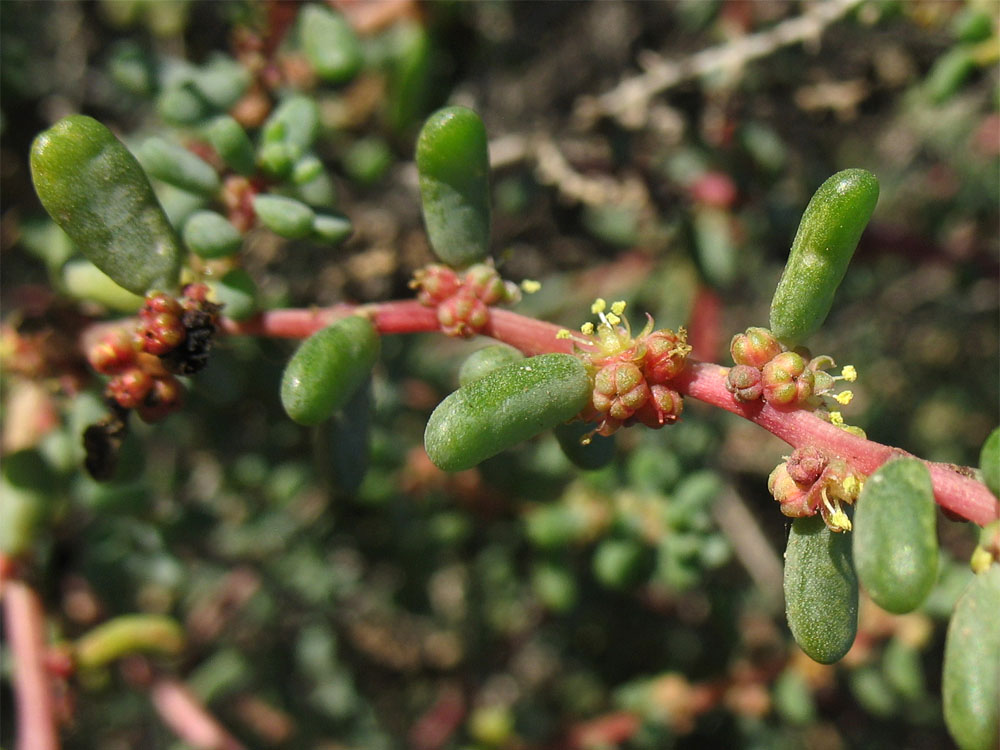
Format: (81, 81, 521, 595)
(576, 0, 864, 128)
(2, 577, 60, 750)
(150, 676, 246, 750)
(214, 302, 994, 525)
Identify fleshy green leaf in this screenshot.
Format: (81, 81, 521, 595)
(853, 458, 938, 614)
(30, 115, 183, 295)
(769, 169, 879, 346)
(138, 137, 221, 196)
(253, 194, 316, 239)
(183, 210, 242, 258)
(416, 106, 491, 268)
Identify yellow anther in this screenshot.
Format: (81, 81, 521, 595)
(556, 329, 571, 340)
(605, 313, 621, 326)
(834, 390, 854, 405)
(520, 279, 541, 293)
(822, 489, 853, 532)
(591, 298, 607, 315)
(841, 365, 857, 382)
(581, 322, 595, 335)
(829, 509, 853, 532)
(842, 475, 860, 497)
(830, 411, 845, 426)
(610, 300, 627, 316)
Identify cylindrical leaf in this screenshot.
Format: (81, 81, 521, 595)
(208, 268, 257, 320)
(30, 115, 183, 295)
(183, 210, 242, 258)
(311, 214, 353, 245)
(281, 316, 380, 426)
(416, 106, 491, 268)
(769, 169, 879, 346)
(263, 95, 319, 150)
(138, 137, 221, 196)
(203, 116, 255, 176)
(62, 259, 144, 312)
(943, 564, 1000, 750)
(192, 54, 250, 110)
(75, 615, 185, 670)
(253, 194, 316, 239)
(458, 344, 524, 386)
(784, 514, 859, 664)
(300, 5, 362, 84)
(554, 421, 615, 471)
(328, 377, 372, 495)
(853, 458, 939, 613)
(424, 353, 591, 471)
(158, 83, 211, 125)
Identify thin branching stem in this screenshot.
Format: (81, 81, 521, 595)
(215, 303, 999, 525)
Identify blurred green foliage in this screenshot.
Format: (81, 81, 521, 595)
(1, 1, 997, 749)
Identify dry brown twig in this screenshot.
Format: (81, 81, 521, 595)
(485, 1, 862, 209)
(575, 0, 866, 129)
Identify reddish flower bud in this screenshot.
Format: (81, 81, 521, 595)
(412, 265, 461, 307)
(725, 364, 763, 402)
(89, 329, 139, 375)
(761, 351, 814, 406)
(141, 312, 186, 355)
(463, 264, 508, 305)
(643, 329, 690, 383)
(787, 446, 828, 485)
(437, 291, 489, 337)
(634, 385, 683, 428)
(592, 362, 649, 421)
(143, 291, 182, 317)
(730, 327, 782, 368)
(767, 463, 813, 517)
(136, 375, 184, 423)
(107, 368, 155, 409)
(181, 283, 210, 305)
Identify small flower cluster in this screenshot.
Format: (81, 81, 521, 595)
(410, 263, 521, 337)
(558, 300, 691, 437)
(725, 327, 860, 431)
(88, 284, 220, 423)
(768, 446, 864, 532)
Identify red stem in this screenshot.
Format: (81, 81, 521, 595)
(215, 302, 997, 525)
(150, 676, 246, 750)
(2, 578, 60, 750)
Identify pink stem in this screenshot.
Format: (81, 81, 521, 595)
(150, 677, 246, 750)
(213, 303, 997, 525)
(3, 580, 60, 750)
(673, 361, 1000, 526)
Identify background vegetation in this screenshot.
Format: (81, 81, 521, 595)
(1, 1, 997, 748)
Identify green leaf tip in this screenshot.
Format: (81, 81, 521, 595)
(416, 106, 491, 269)
(424, 353, 591, 472)
(30, 115, 183, 295)
(769, 168, 879, 347)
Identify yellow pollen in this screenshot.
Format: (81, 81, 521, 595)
(556, 329, 571, 339)
(822, 489, 853, 532)
(521, 279, 541, 293)
(610, 300, 627, 316)
(605, 313, 621, 326)
(834, 390, 854, 405)
(841, 475, 859, 496)
(581, 322, 595, 335)
(829, 509, 852, 532)
(591, 298, 607, 315)
(841, 365, 857, 382)
(830, 411, 845, 426)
